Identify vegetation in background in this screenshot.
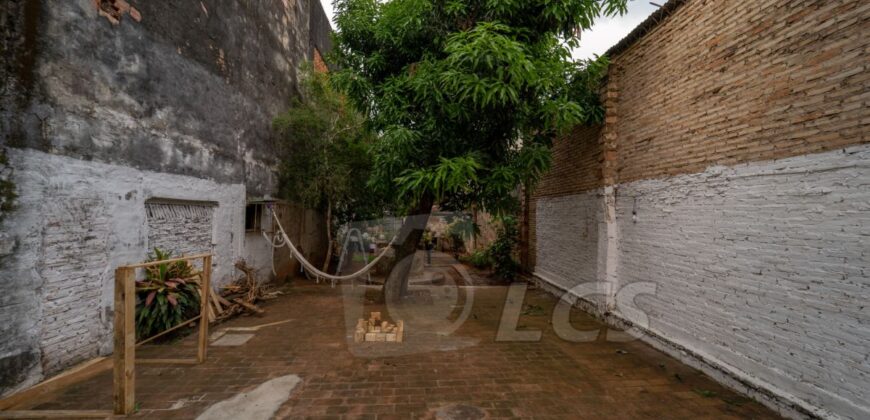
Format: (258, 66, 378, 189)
(445, 215, 477, 255)
(458, 215, 519, 280)
(135, 248, 201, 340)
(488, 215, 520, 281)
(273, 66, 382, 272)
(332, 0, 624, 301)
(460, 249, 491, 269)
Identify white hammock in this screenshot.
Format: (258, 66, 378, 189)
(263, 210, 396, 285)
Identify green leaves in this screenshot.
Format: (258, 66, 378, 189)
(395, 153, 482, 201)
(488, 215, 520, 281)
(136, 248, 201, 340)
(273, 66, 380, 219)
(333, 0, 626, 214)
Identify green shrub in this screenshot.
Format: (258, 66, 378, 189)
(460, 250, 491, 269)
(488, 215, 520, 281)
(135, 248, 202, 340)
(446, 216, 478, 255)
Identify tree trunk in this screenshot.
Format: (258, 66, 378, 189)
(382, 194, 434, 303)
(322, 199, 333, 273)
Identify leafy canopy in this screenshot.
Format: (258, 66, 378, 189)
(332, 0, 625, 214)
(273, 68, 382, 224)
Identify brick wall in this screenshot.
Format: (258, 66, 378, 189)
(145, 201, 215, 258)
(1, 0, 332, 394)
(313, 48, 329, 73)
(534, 124, 604, 198)
(39, 198, 110, 373)
(527, 124, 604, 272)
(613, 145, 870, 418)
(527, 0, 870, 417)
(0, 148, 246, 394)
(614, 0, 868, 183)
(533, 191, 605, 290)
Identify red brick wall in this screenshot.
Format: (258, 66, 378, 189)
(524, 0, 869, 271)
(526, 124, 603, 271)
(534, 124, 605, 198)
(614, 0, 868, 183)
(313, 48, 328, 73)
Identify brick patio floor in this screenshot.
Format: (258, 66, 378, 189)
(28, 255, 781, 419)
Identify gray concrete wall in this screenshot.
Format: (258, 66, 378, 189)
(1, 0, 318, 194)
(0, 0, 331, 396)
(533, 144, 870, 419)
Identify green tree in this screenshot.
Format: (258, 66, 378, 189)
(488, 215, 520, 281)
(273, 67, 377, 271)
(332, 0, 624, 301)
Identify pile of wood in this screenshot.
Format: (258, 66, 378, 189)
(354, 312, 404, 343)
(206, 260, 282, 322)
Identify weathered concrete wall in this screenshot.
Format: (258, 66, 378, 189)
(0, 0, 329, 194)
(0, 0, 331, 396)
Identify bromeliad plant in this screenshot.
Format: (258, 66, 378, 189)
(135, 248, 201, 340)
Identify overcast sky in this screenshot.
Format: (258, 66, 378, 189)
(319, 1, 659, 60)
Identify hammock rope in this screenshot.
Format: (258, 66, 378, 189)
(263, 209, 396, 284)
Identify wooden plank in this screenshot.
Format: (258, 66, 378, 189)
(197, 255, 211, 363)
(396, 320, 404, 343)
(136, 359, 199, 365)
(113, 267, 135, 415)
(135, 315, 201, 347)
(0, 358, 111, 410)
(0, 410, 113, 419)
(122, 253, 212, 269)
(210, 290, 223, 313)
(232, 298, 264, 315)
(216, 294, 233, 307)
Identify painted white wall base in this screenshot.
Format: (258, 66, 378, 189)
(533, 144, 870, 420)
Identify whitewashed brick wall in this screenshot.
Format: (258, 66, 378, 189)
(39, 198, 110, 373)
(534, 190, 608, 308)
(534, 144, 870, 419)
(146, 201, 215, 260)
(0, 149, 245, 388)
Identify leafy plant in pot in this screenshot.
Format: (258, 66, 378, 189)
(135, 248, 202, 341)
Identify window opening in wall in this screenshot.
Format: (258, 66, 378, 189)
(245, 203, 263, 232)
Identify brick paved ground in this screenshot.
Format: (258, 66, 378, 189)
(28, 253, 781, 419)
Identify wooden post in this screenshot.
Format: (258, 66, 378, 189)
(197, 255, 211, 363)
(113, 267, 135, 415)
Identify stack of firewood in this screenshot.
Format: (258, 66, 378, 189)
(354, 312, 404, 343)
(206, 260, 282, 322)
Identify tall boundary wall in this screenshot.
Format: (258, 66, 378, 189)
(526, 1, 869, 419)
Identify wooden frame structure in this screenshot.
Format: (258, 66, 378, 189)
(114, 253, 212, 414)
(0, 253, 212, 418)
